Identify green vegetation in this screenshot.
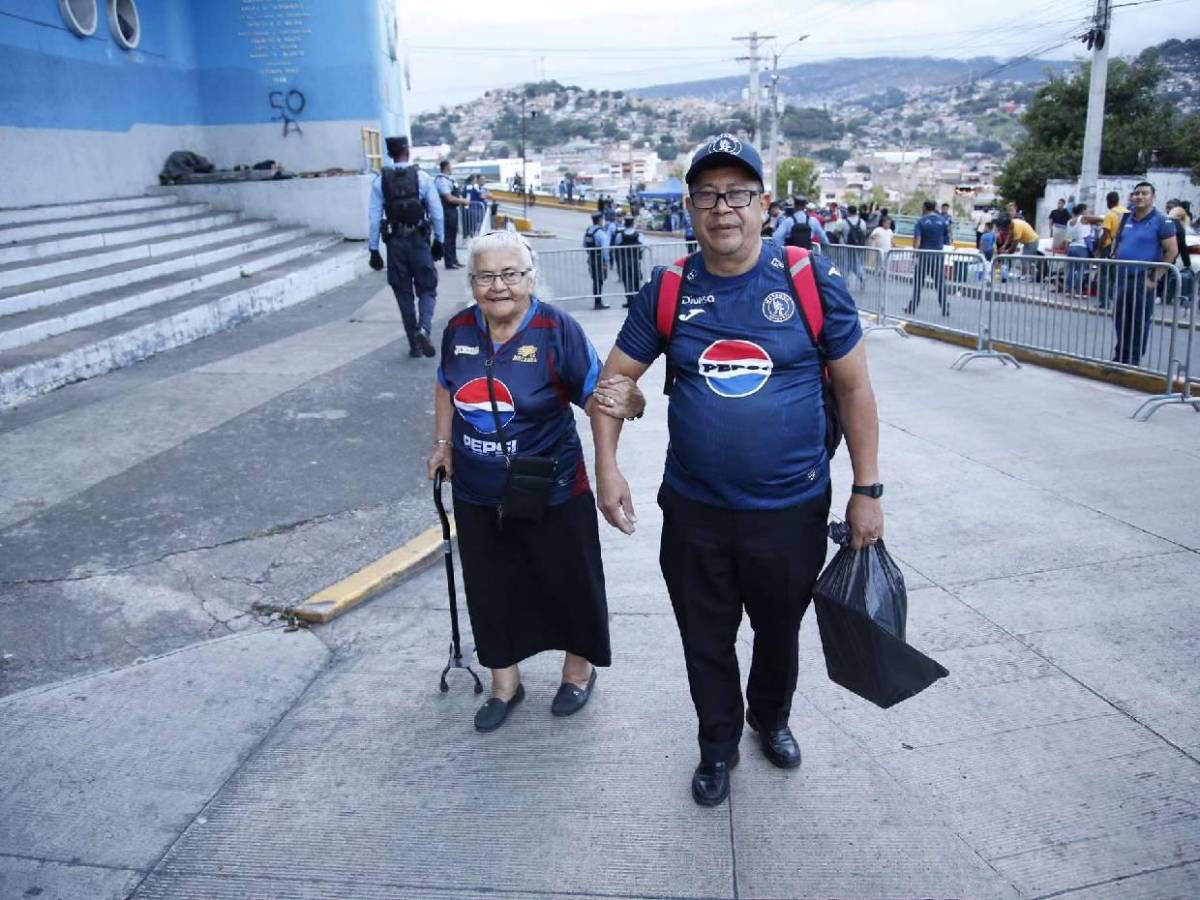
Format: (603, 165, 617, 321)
(775, 157, 819, 199)
(997, 55, 1200, 214)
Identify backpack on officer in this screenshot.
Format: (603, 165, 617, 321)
(786, 210, 814, 250)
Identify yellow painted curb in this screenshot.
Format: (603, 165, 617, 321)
(291, 520, 455, 624)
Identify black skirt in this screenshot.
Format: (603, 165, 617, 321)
(453, 491, 611, 669)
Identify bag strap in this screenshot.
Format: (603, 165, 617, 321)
(655, 255, 689, 343)
(483, 334, 513, 469)
(784, 245, 826, 356)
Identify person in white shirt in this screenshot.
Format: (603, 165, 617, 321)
(1065, 203, 1091, 296)
(868, 214, 894, 256)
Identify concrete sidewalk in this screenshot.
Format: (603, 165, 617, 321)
(3, 301, 1199, 899)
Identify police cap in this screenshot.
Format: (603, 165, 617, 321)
(385, 136, 410, 159)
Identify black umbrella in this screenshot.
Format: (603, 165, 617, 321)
(433, 467, 483, 695)
(812, 523, 947, 708)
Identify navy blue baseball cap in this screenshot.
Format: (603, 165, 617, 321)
(686, 133, 764, 186)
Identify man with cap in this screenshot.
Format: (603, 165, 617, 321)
(584, 212, 611, 310)
(434, 160, 469, 270)
(773, 195, 830, 250)
(368, 136, 445, 358)
(613, 216, 645, 309)
(591, 134, 884, 807)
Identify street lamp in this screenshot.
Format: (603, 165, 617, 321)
(767, 34, 808, 199)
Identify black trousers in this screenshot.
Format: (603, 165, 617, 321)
(587, 255, 607, 301)
(658, 485, 831, 763)
(442, 204, 459, 268)
(385, 231, 438, 340)
(908, 252, 948, 313)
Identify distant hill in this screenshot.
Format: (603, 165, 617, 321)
(634, 56, 1080, 103)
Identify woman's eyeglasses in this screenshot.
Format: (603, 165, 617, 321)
(469, 269, 531, 287)
(689, 189, 760, 209)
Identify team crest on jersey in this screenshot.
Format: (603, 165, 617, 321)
(762, 291, 795, 323)
(454, 377, 515, 433)
(513, 345, 538, 363)
(698, 340, 773, 398)
(709, 133, 743, 156)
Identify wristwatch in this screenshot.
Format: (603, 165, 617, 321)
(851, 483, 884, 499)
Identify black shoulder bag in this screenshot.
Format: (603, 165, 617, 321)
(484, 339, 556, 525)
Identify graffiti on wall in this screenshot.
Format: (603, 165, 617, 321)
(268, 89, 305, 136)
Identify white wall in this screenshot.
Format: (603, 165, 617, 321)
(0, 120, 376, 210)
(1040, 168, 1199, 231)
(161, 175, 374, 239)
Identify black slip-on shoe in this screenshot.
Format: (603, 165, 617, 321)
(692, 751, 739, 807)
(746, 709, 802, 769)
(474, 684, 525, 733)
(407, 344, 422, 358)
(416, 332, 437, 358)
(550, 668, 596, 717)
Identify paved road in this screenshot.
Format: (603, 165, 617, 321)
(3, 256, 1200, 899)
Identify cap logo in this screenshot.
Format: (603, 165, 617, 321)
(710, 134, 742, 156)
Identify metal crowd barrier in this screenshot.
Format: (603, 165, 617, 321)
(534, 241, 691, 304)
(822, 244, 887, 333)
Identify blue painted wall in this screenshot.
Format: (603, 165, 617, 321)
(0, 0, 385, 131)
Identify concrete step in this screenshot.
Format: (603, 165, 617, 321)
(0, 195, 179, 228)
(0, 234, 342, 352)
(0, 202, 210, 244)
(0, 220, 276, 290)
(0, 226, 309, 317)
(0, 210, 243, 267)
(0, 241, 368, 408)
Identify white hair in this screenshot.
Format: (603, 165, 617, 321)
(467, 230, 537, 279)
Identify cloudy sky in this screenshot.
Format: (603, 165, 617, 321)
(399, 0, 1197, 113)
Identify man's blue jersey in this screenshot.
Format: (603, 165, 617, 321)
(616, 242, 862, 510)
(439, 299, 601, 507)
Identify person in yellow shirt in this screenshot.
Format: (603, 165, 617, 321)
(1083, 191, 1129, 308)
(1001, 216, 1040, 255)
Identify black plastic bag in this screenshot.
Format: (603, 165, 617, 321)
(813, 523, 948, 708)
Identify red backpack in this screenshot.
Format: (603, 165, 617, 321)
(654, 245, 844, 457)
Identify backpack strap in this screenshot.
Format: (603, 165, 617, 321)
(654, 256, 689, 395)
(655, 256, 688, 343)
(784, 246, 825, 351)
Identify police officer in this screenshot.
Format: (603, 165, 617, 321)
(907, 199, 951, 316)
(612, 216, 644, 309)
(368, 136, 445, 358)
(591, 135, 884, 808)
(584, 212, 611, 310)
(434, 160, 469, 270)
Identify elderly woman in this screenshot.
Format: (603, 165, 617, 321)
(427, 230, 644, 732)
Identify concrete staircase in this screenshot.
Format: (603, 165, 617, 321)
(0, 195, 369, 408)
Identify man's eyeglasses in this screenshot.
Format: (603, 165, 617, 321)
(690, 189, 761, 209)
(470, 269, 531, 287)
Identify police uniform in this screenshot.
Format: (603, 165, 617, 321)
(584, 216, 610, 309)
(433, 169, 461, 269)
(616, 240, 864, 764)
(907, 211, 952, 315)
(369, 138, 445, 354)
(438, 300, 610, 669)
(613, 223, 644, 308)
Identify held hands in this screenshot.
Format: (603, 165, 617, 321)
(592, 375, 646, 420)
(369, 249, 384, 271)
(845, 493, 884, 550)
(596, 465, 637, 535)
(427, 441, 452, 481)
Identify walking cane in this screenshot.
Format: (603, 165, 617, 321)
(433, 467, 483, 694)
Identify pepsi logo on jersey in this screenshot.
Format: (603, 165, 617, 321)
(697, 340, 774, 398)
(454, 377, 515, 433)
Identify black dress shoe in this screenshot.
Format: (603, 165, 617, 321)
(593, 300, 611, 310)
(746, 710, 801, 769)
(416, 332, 437, 358)
(692, 751, 739, 806)
(551, 667, 596, 717)
(408, 344, 422, 359)
(474, 684, 525, 732)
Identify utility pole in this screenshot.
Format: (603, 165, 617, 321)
(734, 31, 774, 143)
(766, 35, 808, 199)
(1078, 0, 1112, 212)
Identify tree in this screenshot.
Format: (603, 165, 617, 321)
(775, 157, 819, 200)
(996, 55, 1200, 215)
(814, 147, 851, 168)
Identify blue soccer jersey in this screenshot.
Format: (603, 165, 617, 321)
(616, 242, 863, 510)
(438, 299, 601, 507)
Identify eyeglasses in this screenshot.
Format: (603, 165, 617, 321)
(469, 269, 530, 287)
(690, 189, 760, 209)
